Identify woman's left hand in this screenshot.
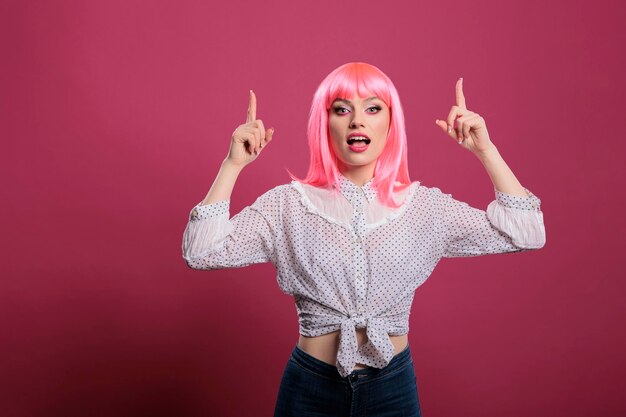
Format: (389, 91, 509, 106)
(435, 78, 495, 155)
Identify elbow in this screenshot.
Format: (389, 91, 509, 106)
(490, 211, 546, 250)
(184, 257, 200, 270)
(487, 203, 546, 252)
(183, 255, 202, 270)
(515, 239, 545, 251)
(513, 228, 546, 251)
(182, 240, 223, 270)
(533, 234, 547, 250)
(535, 233, 547, 250)
(182, 254, 222, 271)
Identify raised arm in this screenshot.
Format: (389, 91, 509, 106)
(202, 90, 274, 205)
(434, 78, 545, 258)
(182, 90, 278, 270)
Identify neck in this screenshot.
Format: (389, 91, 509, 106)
(338, 162, 375, 187)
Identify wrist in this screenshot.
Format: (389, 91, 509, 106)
(474, 144, 500, 164)
(222, 158, 246, 173)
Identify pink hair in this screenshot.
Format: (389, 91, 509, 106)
(287, 62, 413, 209)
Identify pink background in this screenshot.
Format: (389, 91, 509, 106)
(2, 0, 624, 416)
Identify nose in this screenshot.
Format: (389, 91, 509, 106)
(349, 114, 365, 129)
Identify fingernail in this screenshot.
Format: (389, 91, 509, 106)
(447, 126, 452, 133)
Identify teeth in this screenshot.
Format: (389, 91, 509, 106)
(347, 136, 371, 145)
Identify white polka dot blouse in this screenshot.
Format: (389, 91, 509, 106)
(182, 173, 545, 377)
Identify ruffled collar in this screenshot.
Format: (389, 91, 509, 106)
(290, 175, 420, 232)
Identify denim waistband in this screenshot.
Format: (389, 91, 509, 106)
(290, 342, 412, 381)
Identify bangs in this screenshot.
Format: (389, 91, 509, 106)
(325, 63, 392, 109)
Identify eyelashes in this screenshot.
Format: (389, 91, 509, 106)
(333, 105, 382, 115)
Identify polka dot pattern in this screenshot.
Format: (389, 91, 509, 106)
(182, 173, 546, 377)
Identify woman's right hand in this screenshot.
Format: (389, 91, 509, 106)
(226, 90, 275, 168)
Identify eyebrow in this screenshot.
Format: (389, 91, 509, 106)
(332, 96, 380, 104)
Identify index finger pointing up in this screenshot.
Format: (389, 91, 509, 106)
(456, 78, 466, 109)
(247, 89, 256, 123)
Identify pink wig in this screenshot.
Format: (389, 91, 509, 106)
(288, 62, 413, 209)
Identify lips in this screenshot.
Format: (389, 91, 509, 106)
(348, 143, 369, 153)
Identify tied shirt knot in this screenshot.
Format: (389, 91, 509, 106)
(336, 314, 396, 378)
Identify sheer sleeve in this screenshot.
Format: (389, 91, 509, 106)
(181, 187, 282, 270)
(435, 186, 546, 258)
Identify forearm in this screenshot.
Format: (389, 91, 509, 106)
(200, 159, 245, 205)
(474, 145, 530, 197)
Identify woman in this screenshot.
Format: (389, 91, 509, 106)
(182, 62, 545, 416)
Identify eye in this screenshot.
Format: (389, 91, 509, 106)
(333, 106, 349, 115)
(366, 105, 382, 113)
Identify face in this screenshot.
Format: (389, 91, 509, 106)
(328, 94, 390, 174)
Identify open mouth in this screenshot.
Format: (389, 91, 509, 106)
(347, 136, 371, 153)
(348, 139, 371, 146)
(346, 136, 371, 145)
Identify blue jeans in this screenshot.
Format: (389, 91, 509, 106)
(273, 342, 423, 416)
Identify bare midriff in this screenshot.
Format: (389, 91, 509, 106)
(297, 328, 408, 370)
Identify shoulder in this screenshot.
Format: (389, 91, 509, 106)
(398, 180, 439, 199)
(266, 182, 294, 196)
(250, 182, 301, 212)
(245, 183, 295, 224)
(411, 181, 448, 196)
(407, 182, 451, 208)
(252, 183, 292, 204)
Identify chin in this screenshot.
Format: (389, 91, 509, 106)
(341, 157, 377, 167)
